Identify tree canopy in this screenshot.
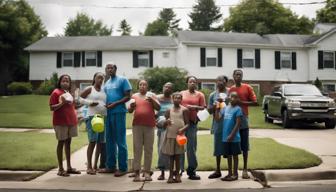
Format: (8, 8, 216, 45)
(316, 0, 336, 23)
(223, 0, 314, 35)
(64, 12, 112, 36)
(158, 8, 181, 36)
(188, 0, 222, 31)
(117, 19, 132, 36)
(0, 0, 47, 95)
(144, 20, 169, 36)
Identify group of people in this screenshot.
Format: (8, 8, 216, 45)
(49, 61, 257, 183)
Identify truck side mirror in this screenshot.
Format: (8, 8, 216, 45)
(273, 92, 282, 97)
(322, 92, 329, 96)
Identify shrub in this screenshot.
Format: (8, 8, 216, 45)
(36, 73, 58, 95)
(199, 88, 212, 103)
(7, 82, 32, 95)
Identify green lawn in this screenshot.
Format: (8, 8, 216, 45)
(0, 95, 279, 129)
(127, 135, 321, 170)
(0, 130, 88, 170)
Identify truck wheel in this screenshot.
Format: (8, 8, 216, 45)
(325, 119, 336, 129)
(264, 112, 273, 123)
(282, 110, 292, 128)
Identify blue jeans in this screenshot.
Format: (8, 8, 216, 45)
(180, 122, 198, 176)
(157, 127, 169, 170)
(105, 112, 128, 172)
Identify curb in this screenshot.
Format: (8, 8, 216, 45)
(0, 170, 44, 181)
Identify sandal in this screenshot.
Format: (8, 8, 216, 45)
(167, 177, 174, 184)
(221, 175, 233, 181)
(208, 171, 222, 179)
(67, 168, 81, 174)
(242, 170, 250, 179)
(129, 172, 136, 178)
(174, 175, 181, 183)
(157, 174, 165, 180)
(86, 169, 96, 175)
(57, 170, 70, 177)
(133, 175, 141, 182)
(144, 173, 152, 181)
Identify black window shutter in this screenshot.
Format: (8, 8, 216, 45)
(57, 52, 62, 68)
(133, 51, 138, 68)
(335, 51, 336, 69)
(237, 49, 242, 68)
(275, 51, 280, 70)
(97, 51, 102, 67)
(149, 50, 153, 68)
(82, 51, 85, 67)
(318, 51, 323, 69)
(74, 52, 80, 67)
(292, 52, 297, 70)
(255, 49, 260, 69)
(217, 48, 222, 67)
(200, 48, 206, 67)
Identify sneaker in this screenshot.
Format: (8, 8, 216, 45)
(188, 174, 201, 180)
(114, 170, 127, 177)
(208, 171, 222, 179)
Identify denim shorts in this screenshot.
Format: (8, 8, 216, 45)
(86, 116, 106, 143)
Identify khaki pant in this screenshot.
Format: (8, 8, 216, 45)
(132, 125, 154, 172)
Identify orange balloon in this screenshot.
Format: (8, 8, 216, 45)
(176, 134, 187, 146)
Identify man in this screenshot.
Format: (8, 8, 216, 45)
(101, 62, 132, 177)
(229, 69, 257, 179)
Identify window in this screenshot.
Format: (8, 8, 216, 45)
(323, 52, 335, 68)
(162, 52, 170, 58)
(138, 51, 149, 67)
(281, 52, 292, 69)
(242, 49, 254, 68)
(63, 52, 74, 67)
(206, 48, 217, 67)
(323, 83, 336, 92)
(250, 84, 260, 96)
(80, 83, 91, 91)
(85, 52, 97, 66)
(201, 82, 216, 91)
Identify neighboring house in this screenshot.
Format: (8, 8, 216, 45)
(25, 28, 336, 97)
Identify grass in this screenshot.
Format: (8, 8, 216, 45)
(126, 134, 321, 171)
(0, 95, 280, 129)
(0, 130, 88, 171)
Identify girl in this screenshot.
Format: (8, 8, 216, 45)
(80, 72, 107, 175)
(49, 74, 81, 177)
(128, 79, 160, 182)
(162, 92, 189, 183)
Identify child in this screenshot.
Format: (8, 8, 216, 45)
(162, 92, 189, 183)
(80, 72, 107, 175)
(128, 80, 160, 182)
(49, 74, 81, 176)
(215, 92, 242, 181)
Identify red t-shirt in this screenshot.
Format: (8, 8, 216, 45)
(181, 90, 206, 122)
(229, 83, 257, 117)
(49, 89, 78, 126)
(132, 93, 156, 127)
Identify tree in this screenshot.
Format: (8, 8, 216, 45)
(64, 12, 112, 36)
(140, 67, 188, 93)
(117, 19, 132, 36)
(188, 0, 222, 31)
(144, 20, 169, 36)
(223, 0, 314, 35)
(0, 0, 47, 95)
(158, 8, 181, 36)
(313, 77, 323, 91)
(316, 0, 336, 23)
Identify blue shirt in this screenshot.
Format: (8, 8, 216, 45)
(104, 75, 132, 113)
(221, 105, 243, 142)
(156, 99, 173, 128)
(209, 91, 228, 134)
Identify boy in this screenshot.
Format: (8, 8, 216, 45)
(215, 92, 242, 181)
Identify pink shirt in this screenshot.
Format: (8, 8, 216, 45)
(132, 93, 156, 127)
(181, 90, 206, 122)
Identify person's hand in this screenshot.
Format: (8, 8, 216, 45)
(145, 96, 153, 102)
(165, 119, 173, 126)
(106, 102, 117, 109)
(177, 128, 184, 135)
(187, 105, 195, 110)
(90, 102, 99, 107)
(130, 102, 136, 109)
(227, 134, 234, 142)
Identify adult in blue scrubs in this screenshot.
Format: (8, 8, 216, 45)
(101, 62, 132, 177)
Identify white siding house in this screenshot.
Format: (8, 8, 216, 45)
(25, 28, 336, 96)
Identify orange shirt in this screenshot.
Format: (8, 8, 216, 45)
(229, 83, 257, 116)
(132, 93, 156, 127)
(181, 90, 206, 122)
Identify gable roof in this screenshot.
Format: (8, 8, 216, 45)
(177, 31, 318, 48)
(25, 36, 178, 51)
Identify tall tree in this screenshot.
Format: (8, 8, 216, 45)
(64, 12, 112, 36)
(316, 0, 336, 23)
(117, 19, 132, 36)
(188, 0, 222, 31)
(223, 0, 314, 35)
(144, 20, 169, 36)
(158, 8, 181, 36)
(0, 0, 47, 95)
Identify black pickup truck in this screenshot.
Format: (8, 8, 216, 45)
(262, 84, 336, 128)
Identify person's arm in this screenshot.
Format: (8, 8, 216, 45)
(79, 87, 98, 106)
(214, 106, 223, 121)
(241, 85, 258, 106)
(187, 92, 206, 110)
(207, 93, 215, 114)
(178, 108, 190, 135)
(146, 94, 161, 111)
(163, 109, 171, 128)
(128, 95, 136, 113)
(50, 92, 66, 111)
(227, 116, 241, 142)
(50, 100, 65, 111)
(107, 90, 131, 109)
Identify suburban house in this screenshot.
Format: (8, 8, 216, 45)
(25, 28, 336, 97)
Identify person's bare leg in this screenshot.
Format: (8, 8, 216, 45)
(242, 151, 250, 179)
(175, 155, 181, 183)
(57, 140, 65, 171)
(94, 143, 101, 170)
(233, 155, 239, 179)
(167, 156, 174, 183)
(65, 138, 72, 170)
(87, 142, 96, 173)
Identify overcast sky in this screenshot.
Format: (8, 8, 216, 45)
(26, 0, 326, 36)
